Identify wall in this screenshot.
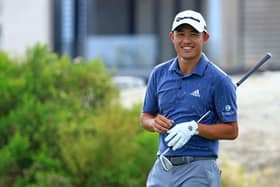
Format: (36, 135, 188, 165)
(0, 0, 52, 56)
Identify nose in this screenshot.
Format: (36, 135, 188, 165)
(182, 35, 192, 44)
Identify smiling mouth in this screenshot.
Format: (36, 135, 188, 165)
(183, 46, 193, 50)
(182, 46, 194, 52)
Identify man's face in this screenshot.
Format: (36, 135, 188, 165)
(170, 24, 209, 61)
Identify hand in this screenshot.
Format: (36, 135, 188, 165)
(164, 120, 198, 151)
(152, 115, 174, 133)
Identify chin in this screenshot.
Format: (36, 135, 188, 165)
(181, 55, 194, 61)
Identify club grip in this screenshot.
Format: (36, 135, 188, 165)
(236, 52, 272, 87)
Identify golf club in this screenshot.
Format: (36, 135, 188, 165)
(159, 52, 272, 171)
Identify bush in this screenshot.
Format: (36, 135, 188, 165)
(58, 103, 157, 187)
(0, 44, 121, 186)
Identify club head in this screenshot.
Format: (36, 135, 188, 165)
(159, 148, 173, 171)
(160, 155, 173, 171)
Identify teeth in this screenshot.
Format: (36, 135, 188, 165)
(183, 47, 192, 50)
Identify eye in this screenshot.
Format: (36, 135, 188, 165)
(175, 31, 185, 36)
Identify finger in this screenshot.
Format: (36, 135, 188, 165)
(166, 127, 175, 134)
(167, 134, 181, 148)
(156, 115, 174, 127)
(173, 136, 191, 151)
(154, 119, 169, 129)
(158, 114, 174, 123)
(154, 123, 169, 133)
(165, 131, 177, 142)
(172, 141, 183, 151)
(172, 138, 185, 151)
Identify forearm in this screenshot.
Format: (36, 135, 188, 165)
(197, 121, 238, 140)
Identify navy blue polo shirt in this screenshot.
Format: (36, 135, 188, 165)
(142, 54, 237, 157)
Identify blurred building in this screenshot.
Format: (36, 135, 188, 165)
(0, 0, 52, 56)
(0, 0, 279, 78)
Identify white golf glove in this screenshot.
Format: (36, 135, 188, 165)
(165, 120, 198, 151)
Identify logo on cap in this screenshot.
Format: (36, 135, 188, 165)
(176, 16, 200, 23)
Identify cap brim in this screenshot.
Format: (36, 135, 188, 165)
(172, 20, 205, 32)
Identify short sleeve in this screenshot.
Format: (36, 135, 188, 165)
(142, 69, 159, 114)
(213, 77, 237, 122)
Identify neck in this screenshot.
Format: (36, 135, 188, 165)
(178, 55, 202, 75)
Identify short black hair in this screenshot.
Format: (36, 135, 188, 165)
(174, 24, 199, 33)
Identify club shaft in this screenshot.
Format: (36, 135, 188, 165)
(162, 147, 170, 155)
(197, 111, 211, 123)
(199, 53, 272, 121)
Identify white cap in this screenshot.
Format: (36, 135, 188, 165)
(171, 10, 207, 33)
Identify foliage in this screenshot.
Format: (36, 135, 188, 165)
(58, 103, 157, 187)
(0, 44, 128, 186)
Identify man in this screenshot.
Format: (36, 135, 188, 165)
(140, 10, 238, 187)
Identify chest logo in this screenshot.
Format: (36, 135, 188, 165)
(190, 89, 200, 97)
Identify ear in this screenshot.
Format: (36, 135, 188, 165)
(203, 32, 210, 42)
(169, 31, 174, 42)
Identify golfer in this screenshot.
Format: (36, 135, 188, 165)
(140, 10, 238, 187)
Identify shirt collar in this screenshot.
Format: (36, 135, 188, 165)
(169, 54, 209, 76)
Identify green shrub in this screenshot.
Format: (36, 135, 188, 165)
(0, 44, 119, 186)
(58, 103, 157, 187)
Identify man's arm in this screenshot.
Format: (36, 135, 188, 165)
(140, 112, 174, 133)
(197, 121, 238, 140)
(164, 121, 238, 151)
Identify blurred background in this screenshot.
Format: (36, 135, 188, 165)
(0, 0, 279, 187)
(1, 0, 280, 79)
